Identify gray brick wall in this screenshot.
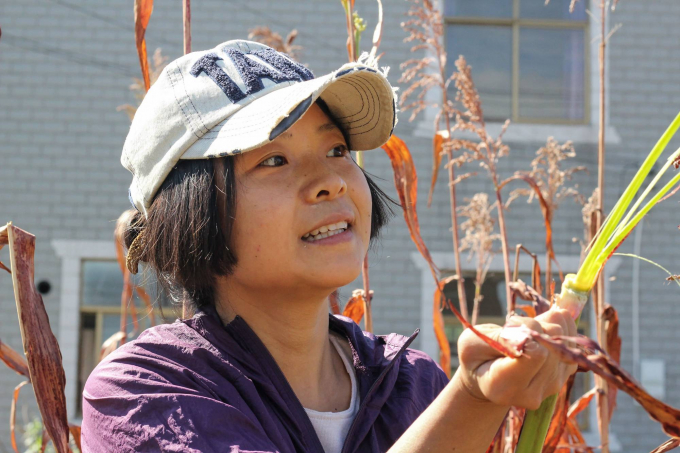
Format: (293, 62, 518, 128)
(0, 0, 678, 450)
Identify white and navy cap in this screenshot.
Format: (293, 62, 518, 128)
(121, 39, 398, 217)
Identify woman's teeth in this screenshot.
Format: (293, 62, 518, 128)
(302, 221, 349, 242)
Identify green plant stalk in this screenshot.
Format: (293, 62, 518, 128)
(517, 112, 680, 452)
(614, 253, 680, 289)
(599, 171, 680, 263)
(578, 112, 680, 290)
(611, 146, 680, 239)
(516, 277, 588, 453)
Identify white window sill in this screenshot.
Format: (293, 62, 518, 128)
(410, 119, 621, 146)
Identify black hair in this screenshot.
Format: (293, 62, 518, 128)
(124, 99, 396, 314)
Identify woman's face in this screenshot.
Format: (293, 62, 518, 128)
(227, 103, 372, 294)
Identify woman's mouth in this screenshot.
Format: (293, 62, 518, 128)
(302, 221, 350, 242)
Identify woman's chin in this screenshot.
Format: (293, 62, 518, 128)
(300, 265, 363, 291)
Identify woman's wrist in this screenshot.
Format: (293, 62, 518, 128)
(450, 366, 509, 411)
(388, 367, 510, 453)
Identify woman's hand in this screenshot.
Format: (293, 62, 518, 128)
(388, 307, 578, 453)
(455, 307, 579, 410)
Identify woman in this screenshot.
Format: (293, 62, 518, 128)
(82, 39, 577, 452)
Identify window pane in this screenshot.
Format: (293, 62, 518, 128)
(520, 0, 587, 21)
(446, 25, 512, 121)
(445, 0, 513, 18)
(82, 261, 123, 306)
(102, 314, 122, 343)
(82, 260, 171, 308)
(519, 27, 585, 120)
(76, 312, 96, 416)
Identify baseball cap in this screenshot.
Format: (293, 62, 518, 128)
(121, 39, 398, 217)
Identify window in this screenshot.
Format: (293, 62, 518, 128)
(76, 260, 172, 416)
(442, 272, 591, 429)
(445, 0, 588, 124)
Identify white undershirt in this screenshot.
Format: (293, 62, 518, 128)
(303, 332, 359, 453)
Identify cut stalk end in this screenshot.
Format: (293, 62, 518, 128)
(557, 274, 591, 319)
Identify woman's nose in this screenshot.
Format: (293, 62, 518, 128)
(302, 162, 348, 203)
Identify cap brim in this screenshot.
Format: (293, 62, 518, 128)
(181, 64, 396, 159)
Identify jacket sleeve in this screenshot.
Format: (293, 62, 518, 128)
(81, 354, 281, 453)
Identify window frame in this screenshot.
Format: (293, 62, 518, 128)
(52, 240, 170, 422)
(75, 258, 168, 416)
(444, 0, 591, 125)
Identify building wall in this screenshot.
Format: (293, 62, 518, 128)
(0, 0, 678, 450)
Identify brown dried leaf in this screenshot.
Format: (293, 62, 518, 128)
(248, 27, 301, 60)
(135, 285, 155, 326)
(603, 304, 621, 418)
(528, 330, 680, 439)
(567, 387, 597, 419)
(499, 174, 561, 281)
(0, 223, 9, 273)
(68, 424, 81, 451)
(369, 0, 384, 60)
(508, 280, 551, 316)
(651, 438, 680, 453)
(433, 282, 452, 378)
(427, 130, 447, 207)
(518, 305, 537, 318)
(10, 380, 30, 453)
(381, 135, 439, 280)
(0, 339, 30, 377)
(329, 290, 341, 315)
(342, 290, 365, 324)
(543, 374, 575, 452)
(100, 331, 127, 362)
(134, 0, 154, 92)
(7, 225, 70, 452)
(382, 136, 519, 359)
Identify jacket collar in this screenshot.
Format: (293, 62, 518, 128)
(190, 305, 419, 373)
(187, 306, 420, 453)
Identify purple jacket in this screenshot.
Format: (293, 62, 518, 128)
(82, 308, 449, 452)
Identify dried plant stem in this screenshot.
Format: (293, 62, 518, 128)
(595, 1, 610, 450)
(545, 240, 553, 296)
(182, 0, 191, 56)
(446, 146, 469, 321)
(182, 0, 192, 320)
(439, 66, 469, 323)
(494, 186, 513, 316)
(361, 244, 373, 332)
(342, 2, 374, 332)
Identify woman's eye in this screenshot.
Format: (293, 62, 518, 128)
(327, 145, 349, 158)
(259, 155, 287, 167)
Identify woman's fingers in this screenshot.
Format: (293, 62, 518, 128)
(475, 341, 550, 409)
(457, 308, 579, 409)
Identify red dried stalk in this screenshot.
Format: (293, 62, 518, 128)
(183, 0, 191, 56)
(507, 138, 586, 295)
(444, 56, 514, 316)
(10, 380, 30, 453)
(382, 136, 521, 367)
(340, 0, 385, 332)
(134, 0, 154, 92)
(400, 0, 468, 322)
(5, 224, 71, 452)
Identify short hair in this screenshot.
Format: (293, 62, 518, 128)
(124, 99, 395, 313)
